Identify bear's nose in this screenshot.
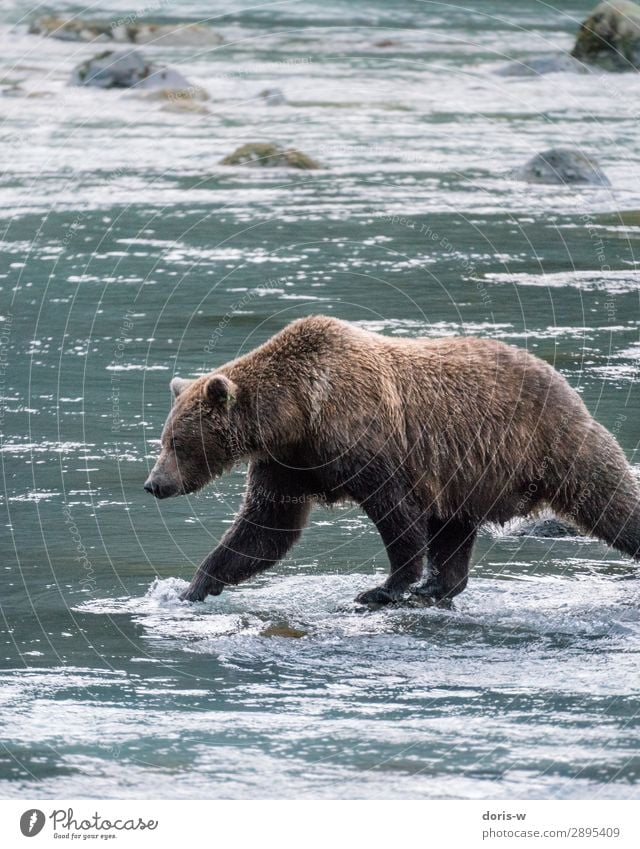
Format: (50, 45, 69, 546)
(144, 477, 176, 499)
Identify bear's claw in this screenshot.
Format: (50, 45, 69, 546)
(179, 586, 207, 603)
(180, 576, 225, 603)
(355, 586, 399, 607)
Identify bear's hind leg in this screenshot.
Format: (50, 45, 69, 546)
(550, 421, 640, 561)
(412, 515, 477, 604)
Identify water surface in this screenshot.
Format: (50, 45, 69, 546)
(1, 0, 639, 799)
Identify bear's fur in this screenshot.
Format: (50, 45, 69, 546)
(144, 315, 640, 605)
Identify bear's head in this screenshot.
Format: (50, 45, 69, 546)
(144, 373, 239, 499)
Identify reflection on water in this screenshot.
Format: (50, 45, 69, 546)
(1, 0, 639, 799)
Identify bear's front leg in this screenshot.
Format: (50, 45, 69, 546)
(180, 566, 226, 602)
(180, 460, 314, 602)
(352, 482, 428, 607)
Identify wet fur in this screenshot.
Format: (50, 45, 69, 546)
(147, 316, 640, 604)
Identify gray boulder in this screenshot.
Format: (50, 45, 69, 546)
(515, 148, 610, 186)
(70, 50, 193, 92)
(572, 1, 640, 70)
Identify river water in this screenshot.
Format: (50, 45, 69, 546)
(1, 0, 639, 799)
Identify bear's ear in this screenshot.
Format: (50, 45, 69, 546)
(204, 374, 237, 409)
(170, 377, 193, 400)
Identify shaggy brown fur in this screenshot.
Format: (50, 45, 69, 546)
(144, 315, 640, 605)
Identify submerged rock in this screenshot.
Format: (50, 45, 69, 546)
(511, 516, 582, 538)
(496, 54, 591, 76)
(160, 101, 210, 114)
(221, 143, 321, 169)
(128, 22, 224, 46)
(374, 38, 402, 48)
(572, 0, 640, 70)
(29, 16, 223, 46)
(1, 78, 23, 97)
(258, 87, 287, 105)
(260, 623, 307, 638)
(140, 85, 209, 103)
(70, 50, 194, 92)
(515, 148, 610, 186)
(29, 15, 113, 42)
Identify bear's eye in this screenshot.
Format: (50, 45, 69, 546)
(171, 439, 184, 454)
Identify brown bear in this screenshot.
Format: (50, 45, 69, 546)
(144, 315, 640, 605)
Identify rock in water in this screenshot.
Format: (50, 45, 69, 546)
(571, 0, 640, 70)
(221, 143, 321, 169)
(258, 87, 287, 105)
(125, 23, 224, 46)
(70, 50, 194, 92)
(140, 86, 209, 103)
(29, 15, 113, 42)
(511, 516, 582, 539)
(515, 148, 610, 186)
(260, 623, 308, 638)
(29, 16, 223, 46)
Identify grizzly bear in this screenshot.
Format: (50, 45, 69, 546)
(144, 315, 640, 605)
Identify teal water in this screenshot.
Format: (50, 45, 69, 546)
(1, 0, 640, 799)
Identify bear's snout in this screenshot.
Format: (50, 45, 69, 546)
(143, 475, 180, 499)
